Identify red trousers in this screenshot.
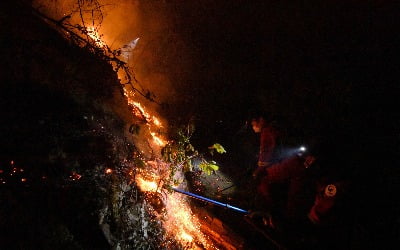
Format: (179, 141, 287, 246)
(257, 156, 311, 219)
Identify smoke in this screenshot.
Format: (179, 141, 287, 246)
(32, 0, 195, 124)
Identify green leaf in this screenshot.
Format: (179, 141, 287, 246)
(199, 162, 219, 175)
(208, 143, 226, 154)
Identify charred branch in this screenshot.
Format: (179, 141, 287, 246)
(31, 5, 162, 106)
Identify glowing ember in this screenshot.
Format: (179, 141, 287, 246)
(81, 24, 215, 248)
(150, 132, 167, 147)
(86, 26, 106, 47)
(128, 101, 163, 128)
(152, 116, 162, 127)
(136, 176, 159, 192)
(125, 89, 213, 248)
(131, 101, 151, 122)
(70, 172, 82, 181)
(164, 191, 212, 249)
(180, 231, 194, 242)
(135, 167, 213, 247)
(126, 96, 167, 146)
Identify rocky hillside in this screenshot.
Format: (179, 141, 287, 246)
(0, 1, 164, 249)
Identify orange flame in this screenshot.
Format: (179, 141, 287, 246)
(164, 191, 212, 249)
(134, 166, 213, 248)
(152, 116, 162, 127)
(150, 132, 167, 147)
(90, 25, 214, 248)
(128, 101, 164, 128)
(135, 176, 159, 193)
(86, 26, 106, 47)
(127, 98, 167, 146)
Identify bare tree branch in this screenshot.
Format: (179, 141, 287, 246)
(31, 4, 162, 106)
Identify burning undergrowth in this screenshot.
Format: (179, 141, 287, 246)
(1, 1, 232, 249)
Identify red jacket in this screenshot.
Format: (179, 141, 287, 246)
(258, 126, 278, 166)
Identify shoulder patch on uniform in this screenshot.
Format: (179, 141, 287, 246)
(324, 184, 337, 197)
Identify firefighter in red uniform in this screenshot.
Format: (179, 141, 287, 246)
(249, 114, 280, 227)
(252, 154, 317, 227)
(250, 115, 278, 210)
(251, 115, 278, 169)
(249, 114, 317, 228)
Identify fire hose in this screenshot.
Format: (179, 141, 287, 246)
(172, 187, 249, 214)
(172, 187, 285, 249)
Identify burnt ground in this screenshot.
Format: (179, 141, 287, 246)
(0, 2, 130, 249)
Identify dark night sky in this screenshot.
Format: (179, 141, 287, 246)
(160, 1, 399, 156)
(159, 1, 398, 136)
(164, 1, 400, 241)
